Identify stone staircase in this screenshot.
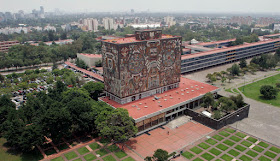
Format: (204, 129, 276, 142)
(166, 115, 192, 129)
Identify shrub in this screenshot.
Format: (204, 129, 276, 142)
(260, 85, 278, 99)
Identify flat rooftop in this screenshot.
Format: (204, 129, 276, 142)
(103, 34, 179, 44)
(65, 62, 104, 82)
(78, 53, 102, 58)
(100, 77, 219, 120)
(263, 33, 280, 37)
(182, 38, 280, 60)
(196, 39, 236, 46)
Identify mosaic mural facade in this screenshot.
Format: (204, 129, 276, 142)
(102, 30, 182, 104)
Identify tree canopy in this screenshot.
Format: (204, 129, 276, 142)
(260, 85, 278, 99)
(95, 108, 137, 144)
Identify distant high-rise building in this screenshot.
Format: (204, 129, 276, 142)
(83, 18, 98, 32)
(40, 6, 44, 14)
(274, 24, 280, 31)
(164, 16, 176, 27)
(103, 18, 114, 30)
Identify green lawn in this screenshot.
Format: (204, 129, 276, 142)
(89, 142, 100, 150)
(212, 135, 224, 141)
(235, 145, 247, 152)
(239, 155, 252, 161)
(77, 147, 90, 155)
(228, 149, 240, 157)
(219, 131, 230, 137)
(209, 148, 222, 156)
(246, 150, 258, 158)
(238, 74, 280, 107)
(223, 140, 235, 146)
(241, 141, 252, 147)
(103, 155, 116, 161)
(182, 151, 194, 159)
(190, 147, 203, 154)
(84, 153, 97, 161)
(258, 156, 271, 161)
(253, 146, 264, 153)
(73, 159, 83, 161)
(205, 139, 217, 145)
(108, 144, 119, 152)
(264, 151, 277, 158)
(221, 154, 233, 161)
(230, 136, 241, 142)
(96, 148, 108, 156)
(225, 128, 236, 133)
(51, 157, 64, 161)
(198, 143, 210, 149)
(0, 138, 44, 161)
(193, 158, 204, 161)
(201, 153, 215, 161)
(64, 151, 78, 160)
(236, 132, 247, 138)
(216, 144, 229, 151)
(258, 142, 269, 148)
(270, 146, 280, 153)
(115, 150, 127, 159)
(122, 157, 135, 161)
(246, 137, 258, 143)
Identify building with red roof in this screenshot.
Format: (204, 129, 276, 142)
(99, 29, 219, 135)
(77, 53, 102, 67)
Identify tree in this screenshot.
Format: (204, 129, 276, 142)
(239, 59, 247, 68)
(153, 149, 170, 161)
(95, 59, 102, 67)
(0, 95, 16, 132)
(220, 71, 227, 77)
(218, 97, 237, 113)
(260, 85, 278, 99)
(145, 149, 175, 161)
(75, 58, 88, 69)
(95, 108, 137, 145)
(221, 77, 226, 85)
(40, 105, 72, 142)
(213, 110, 222, 119)
(201, 92, 214, 110)
(82, 82, 104, 100)
(206, 74, 212, 82)
(230, 94, 245, 108)
(230, 64, 240, 76)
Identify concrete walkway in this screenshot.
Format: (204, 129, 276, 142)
(183, 64, 280, 146)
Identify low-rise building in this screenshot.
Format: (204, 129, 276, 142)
(76, 53, 102, 67)
(0, 40, 20, 52)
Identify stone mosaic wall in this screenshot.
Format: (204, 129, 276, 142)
(102, 37, 182, 98)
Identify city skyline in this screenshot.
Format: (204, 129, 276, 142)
(1, 0, 280, 14)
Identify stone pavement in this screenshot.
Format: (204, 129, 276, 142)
(183, 63, 280, 146)
(123, 120, 214, 159)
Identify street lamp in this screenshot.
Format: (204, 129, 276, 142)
(236, 114, 240, 129)
(242, 77, 246, 92)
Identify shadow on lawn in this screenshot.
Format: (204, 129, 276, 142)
(3, 142, 43, 161)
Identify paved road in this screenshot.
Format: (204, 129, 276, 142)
(183, 64, 280, 146)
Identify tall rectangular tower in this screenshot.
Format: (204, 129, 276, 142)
(101, 29, 182, 104)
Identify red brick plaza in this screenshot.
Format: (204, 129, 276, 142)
(121, 121, 214, 160)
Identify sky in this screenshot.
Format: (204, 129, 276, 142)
(1, 0, 280, 14)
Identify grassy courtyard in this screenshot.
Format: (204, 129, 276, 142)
(0, 138, 43, 161)
(51, 142, 135, 161)
(182, 128, 280, 161)
(238, 73, 280, 107)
